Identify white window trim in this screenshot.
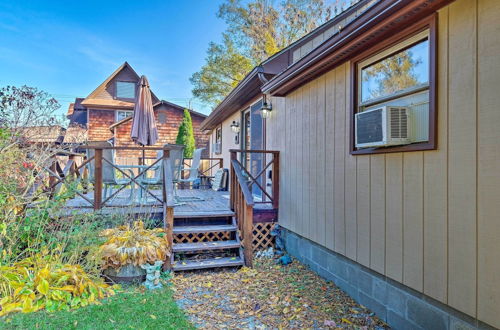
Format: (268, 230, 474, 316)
(115, 110, 133, 122)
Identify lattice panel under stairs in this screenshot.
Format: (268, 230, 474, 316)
(238, 222, 276, 251)
(173, 222, 276, 250)
(174, 231, 232, 244)
(252, 222, 276, 250)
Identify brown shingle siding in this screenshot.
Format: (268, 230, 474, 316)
(88, 109, 114, 141)
(108, 104, 209, 157)
(70, 62, 210, 160)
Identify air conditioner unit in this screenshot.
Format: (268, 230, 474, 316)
(355, 106, 411, 148)
(212, 142, 222, 154)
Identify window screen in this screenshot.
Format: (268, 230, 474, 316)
(116, 81, 136, 98)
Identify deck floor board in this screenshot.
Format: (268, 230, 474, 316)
(60, 188, 271, 218)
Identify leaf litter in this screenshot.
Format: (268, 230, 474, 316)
(172, 258, 389, 329)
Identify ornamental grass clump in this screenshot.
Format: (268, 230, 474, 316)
(0, 252, 117, 316)
(99, 221, 170, 270)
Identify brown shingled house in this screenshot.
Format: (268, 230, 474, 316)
(66, 62, 209, 161)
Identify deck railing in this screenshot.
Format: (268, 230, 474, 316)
(137, 156, 223, 187)
(44, 145, 179, 269)
(46, 146, 178, 210)
(229, 150, 280, 267)
(183, 157, 223, 178)
(229, 150, 280, 209)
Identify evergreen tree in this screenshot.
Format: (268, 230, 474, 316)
(175, 109, 196, 158)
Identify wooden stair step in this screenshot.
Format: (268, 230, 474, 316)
(172, 256, 244, 271)
(173, 224, 237, 234)
(173, 240, 240, 252)
(174, 210, 235, 219)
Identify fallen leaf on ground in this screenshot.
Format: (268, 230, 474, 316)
(172, 258, 389, 329)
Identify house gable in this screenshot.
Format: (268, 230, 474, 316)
(81, 62, 159, 109)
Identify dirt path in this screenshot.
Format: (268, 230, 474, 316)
(172, 258, 389, 329)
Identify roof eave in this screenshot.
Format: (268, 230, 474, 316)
(154, 100, 207, 119)
(200, 67, 264, 131)
(263, 0, 453, 96)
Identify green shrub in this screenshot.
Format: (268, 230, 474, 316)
(175, 109, 196, 158)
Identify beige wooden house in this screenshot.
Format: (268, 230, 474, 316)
(202, 0, 500, 328)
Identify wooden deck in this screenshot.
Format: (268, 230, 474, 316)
(45, 145, 279, 269)
(61, 188, 273, 219)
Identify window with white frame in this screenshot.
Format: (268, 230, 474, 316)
(213, 126, 222, 154)
(116, 81, 136, 99)
(116, 110, 133, 122)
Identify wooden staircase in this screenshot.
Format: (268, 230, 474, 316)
(170, 213, 245, 271)
(161, 149, 280, 271)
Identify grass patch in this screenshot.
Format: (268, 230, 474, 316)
(1, 286, 193, 330)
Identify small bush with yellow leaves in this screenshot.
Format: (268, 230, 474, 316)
(99, 221, 170, 270)
(0, 254, 117, 316)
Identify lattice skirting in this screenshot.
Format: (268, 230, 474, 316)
(173, 222, 276, 251)
(174, 231, 231, 244)
(251, 222, 276, 251)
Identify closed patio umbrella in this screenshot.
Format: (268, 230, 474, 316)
(130, 75, 158, 202)
(131, 75, 158, 147)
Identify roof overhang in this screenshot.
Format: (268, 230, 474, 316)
(154, 100, 207, 119)
(200, 66, 267, 130)
(81, 99, 135, 110)
(109, 101, 208, 132)
(262, 0, 454, 96)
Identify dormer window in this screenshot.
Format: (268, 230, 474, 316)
(116, 81, 136, 99)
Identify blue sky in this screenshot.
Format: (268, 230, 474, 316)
(0, 0, 226, 119)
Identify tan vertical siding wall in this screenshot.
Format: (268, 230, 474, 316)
(266, 0, 500, 326)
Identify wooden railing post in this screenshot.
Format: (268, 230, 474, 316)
(93, 148, 103, 210)
(243, 203, 253, 267)
(164, 205, 174, 270)
(272, 152, 280, 209)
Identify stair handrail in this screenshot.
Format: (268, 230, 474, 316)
(228, 149, 279, 208)
(231, 160, 255, 207)
(230, 157, 254, 267)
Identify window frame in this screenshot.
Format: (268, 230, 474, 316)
(115, 110, 133, 122)
(215, 126, 222, 144)
(350, 14, 437, 155)
(115, 81, 136, 100)
(214, 125, 222, 155)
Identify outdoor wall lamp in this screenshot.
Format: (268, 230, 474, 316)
(260, 94, 272, 119)
(230, 120, 240, 133)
